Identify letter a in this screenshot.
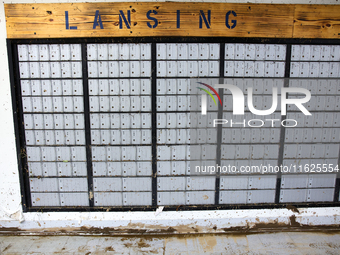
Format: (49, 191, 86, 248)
(93, 10, 104, 29)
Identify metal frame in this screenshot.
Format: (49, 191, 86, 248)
(81, 43, 94, 207)
(7, 37, 340, 212)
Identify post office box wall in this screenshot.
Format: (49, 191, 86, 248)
(16, 42, 340, 208)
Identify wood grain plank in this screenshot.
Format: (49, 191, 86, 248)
(293, 5, 340, 39)
(5, 3, 294, 39)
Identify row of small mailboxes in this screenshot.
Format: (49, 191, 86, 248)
(29, 174, 337, 193)
(20, 96, 340, 114)
(27, 126, 340, 146)
(25, 129, 152, 146)
(28, 159, 339, 178)
(26, 78, 340, 96)
(24, 143, 339, 162)
(22, 112, 340, 131)
(20, 96, 152, 113)
(18, 60, 340, 79)
(18, 44, 153, 62)
(18, 43, 291, 62)
(30, 188, 337, 207)
(18, 78, 340, 97)
(26, 146, 152, 162)
(23, 113, 152, 129)
(18, 43, 340, 65)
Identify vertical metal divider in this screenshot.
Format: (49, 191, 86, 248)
(275, 44, 292, 204)
(151, 42, 158, 207)
(214, 43, 225, 205)
(8, 41, 31, 211)
(81, 43, 94, 207)
(334, 151, 340, 202)
(333, 44, 340, 202)
(333, 43, 340, 201)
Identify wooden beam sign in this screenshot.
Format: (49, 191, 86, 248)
(4, 3, 340, 39)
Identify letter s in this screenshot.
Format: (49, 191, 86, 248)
(147, 10, 158, 28)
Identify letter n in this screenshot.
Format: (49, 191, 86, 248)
(199, 10, 211, 29)
(119, 10, 131, 29)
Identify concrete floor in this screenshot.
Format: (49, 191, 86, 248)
(0, 231, 339, 254)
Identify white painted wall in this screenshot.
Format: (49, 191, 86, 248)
(0, 0, 339, 233)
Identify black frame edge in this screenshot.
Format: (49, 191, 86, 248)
(151, 42, 158, 207)
(7, 40, 31, 212)
(81, 43, 94, 207)
(214, 42, 225, 205)
(275, 44, 292, 204)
